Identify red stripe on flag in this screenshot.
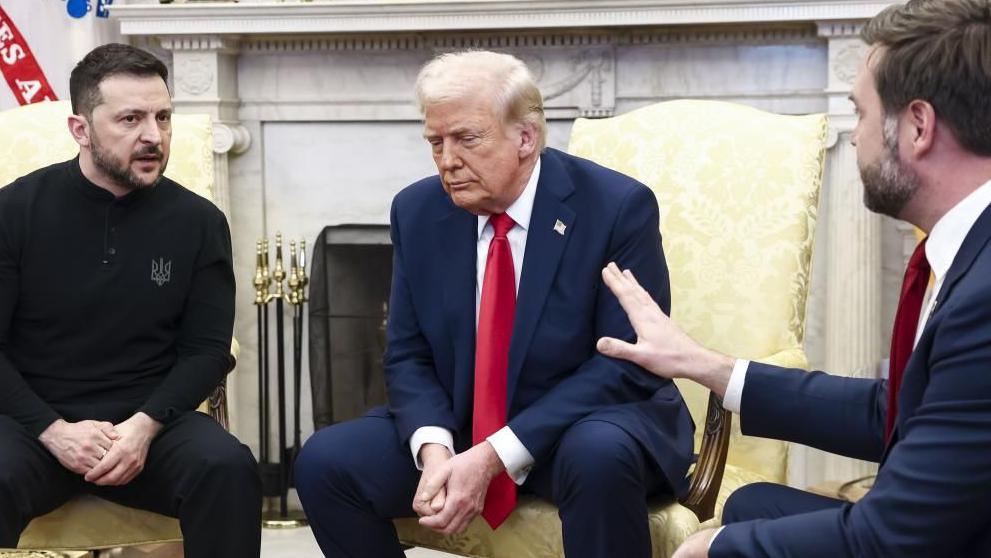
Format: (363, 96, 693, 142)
(0, 6, 58, 105)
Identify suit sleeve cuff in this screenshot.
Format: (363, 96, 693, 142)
(487, 426, 535, 485)
(410, 426, 454, 470)
(722, 359, 750, 414)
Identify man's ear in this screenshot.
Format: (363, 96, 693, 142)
(903, 99, 936, 160)
(517, 122, 538, 159)
(67, 114, 91, 148)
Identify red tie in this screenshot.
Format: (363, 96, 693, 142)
(473, 212, 517, 529)
(886, 239, 931, 439)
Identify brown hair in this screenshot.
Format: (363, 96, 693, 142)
(69, 43, 169, 118)
(862, 0, 991, 155)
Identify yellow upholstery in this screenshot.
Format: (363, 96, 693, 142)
(398, 100, 826, 557)
(0, 100, 214, 199)
(0, 100, 220, 551)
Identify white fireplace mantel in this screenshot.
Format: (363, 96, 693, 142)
(112, 0, 895, 36)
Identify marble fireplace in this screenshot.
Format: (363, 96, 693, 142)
(110, 0, 912, 488)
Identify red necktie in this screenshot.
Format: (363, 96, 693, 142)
(473, 212, 517, 529)
(886, 239, 931, 439)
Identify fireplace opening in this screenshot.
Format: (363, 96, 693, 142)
(308, 225, 392, 430)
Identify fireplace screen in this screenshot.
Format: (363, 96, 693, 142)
(308, 225, 392, 429)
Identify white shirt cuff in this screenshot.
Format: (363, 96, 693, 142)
(722, 359, 750, 414)
(410, 426, 454, 469)
(708, 526, 725, 552)
(486, 426, 535, 485)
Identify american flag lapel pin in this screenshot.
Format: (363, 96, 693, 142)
(554, 219, 567, 236)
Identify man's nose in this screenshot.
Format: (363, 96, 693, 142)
(439, 140, 461, 170)
(139, 117, 162, 145)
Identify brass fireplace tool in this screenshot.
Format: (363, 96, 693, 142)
(254, 233, 309, 528)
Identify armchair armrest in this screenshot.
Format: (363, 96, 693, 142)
(679, 392, 731, 521)
(678, 348, 807, 521)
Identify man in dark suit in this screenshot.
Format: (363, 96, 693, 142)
(598, 1, 991, 556)
(295, 50, 694, 557)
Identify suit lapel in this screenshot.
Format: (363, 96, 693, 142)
(883, 203, 991, 461)
(436, 204, 477, 423)
(928, 203, 991, 320)
(507, 150, 576, 403)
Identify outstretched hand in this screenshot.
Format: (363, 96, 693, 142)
(597, 263, 735, 395)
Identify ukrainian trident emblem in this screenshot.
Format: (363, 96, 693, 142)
(151, 258, 172, 287)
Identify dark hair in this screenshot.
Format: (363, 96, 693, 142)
(862, 0, 991, 156)
(69, 43, 169, 117)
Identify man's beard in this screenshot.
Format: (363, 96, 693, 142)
(859, 115, 921, 218)
(91, 132, 167, 192)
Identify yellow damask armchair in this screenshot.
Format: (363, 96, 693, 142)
(395, 100, 827, 557)
(0, 100, 237, 554)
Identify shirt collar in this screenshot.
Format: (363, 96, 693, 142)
(477, 156, 541, 237)
(926, 179, 991, 280)
(70, 156, 154, 207)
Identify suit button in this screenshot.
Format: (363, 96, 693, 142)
(108, 248, 117, 255)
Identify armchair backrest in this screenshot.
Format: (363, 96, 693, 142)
(568, 100, 827, 483)
(0, 100, 215, 202)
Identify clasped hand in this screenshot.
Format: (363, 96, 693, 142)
(38, 412, 162, 486)
(412, 442, 504, 535)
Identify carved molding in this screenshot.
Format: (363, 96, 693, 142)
(213, 122, 252, 155)
(174, 54, 215, 96)
(816, 20, 867, 38)
(827, 116, 857, 149)
(542, 48, 613, 105)
(832, 42, 865, 85)
(160, 35, 241, 53)
(111, 1, 900, 36)
(234, 25, 819, 53)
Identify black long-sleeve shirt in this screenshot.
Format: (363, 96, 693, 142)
(0, 158, 235, 436)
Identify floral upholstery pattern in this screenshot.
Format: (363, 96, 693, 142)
(397, 100, 827, 557)
(0, 100, 214, 201)
(569, 100, 826, 485)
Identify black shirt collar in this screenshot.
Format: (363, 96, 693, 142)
(69, 156, 155, 206)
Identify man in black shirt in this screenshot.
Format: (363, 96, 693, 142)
(0, 44, 261, 557)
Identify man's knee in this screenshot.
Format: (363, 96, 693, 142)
(552, 421, 646, 500)
(295, 424, 362, 501)
(0, 457, 51, 541)
(198, 441, 261, 498)
(722, 482, 777, 524)
(0, 468, 20, 515)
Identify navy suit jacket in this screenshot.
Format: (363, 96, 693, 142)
(713, 204, 991, 557)
(383, 148, 694, 494)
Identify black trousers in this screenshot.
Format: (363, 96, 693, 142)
(0, 411, 262, 558)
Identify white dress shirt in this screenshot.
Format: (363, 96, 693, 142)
(711, 179, 991, 550)
(409, 158, 541, 484)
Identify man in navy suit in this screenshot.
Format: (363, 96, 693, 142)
(295, 50, 694, 557)
(598, 1, 991, 556)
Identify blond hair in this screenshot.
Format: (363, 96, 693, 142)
(415, 50, 546, 150)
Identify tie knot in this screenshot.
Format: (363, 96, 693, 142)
(489, 213, 515, 238)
